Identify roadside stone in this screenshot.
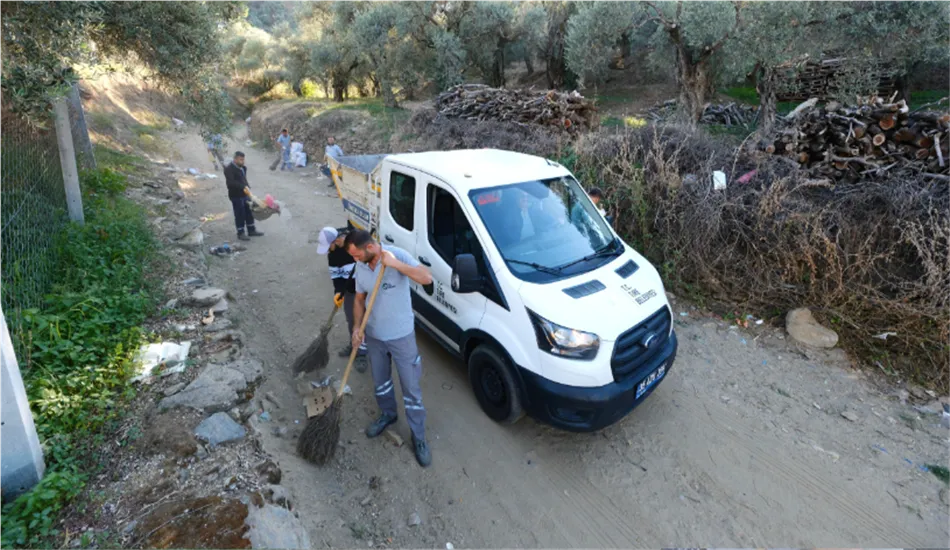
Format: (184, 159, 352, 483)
(138, 411, 199, 458)
(204, 318, 233, 333)
(408, 512, 422, 527)
(163, 383, 185, 397)
(786, 308, 838, 348)
(907, 384, 929, 401)
(211, 298, 230, 314)
(164, 298, 179, 310)
(188, 288, 227, 307)
(173, 190, 186, 200)
(168, 220, 200, 240)
(272, 426, 288, 438)
(841, 410, 860, 422)
(194, 412, 247, 447)
(940, 487, 949, 507)
(262, 485, 292, 509)
(134, 496, 250, 548)
(175, 228, 205, 250)
(159, 364, 247, 412)
(244, 503, 311, 549)
(256, 459, 282, 484)
(196, 445, 209, 459)
(896, 389, 910, 404)
(225, 357, 264, 385)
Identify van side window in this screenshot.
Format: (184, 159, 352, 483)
(389, 171, 416, 230)
(427, 185, 480, 264)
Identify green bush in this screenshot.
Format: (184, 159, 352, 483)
(299, 78, 320, 99)
(0, 167, 159, 548)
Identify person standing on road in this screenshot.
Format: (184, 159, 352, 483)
(344, 229, 434, 467)
(271, 128, 293, 171)
(316, 226, 367, 361)
(322, 136, 344, 184)
(207, 133, 225, 170)
(223, 152, 264, 241)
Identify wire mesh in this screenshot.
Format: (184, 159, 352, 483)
(1, 109, 71, 362)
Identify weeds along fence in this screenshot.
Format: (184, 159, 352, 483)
(1, 83, 96, 362)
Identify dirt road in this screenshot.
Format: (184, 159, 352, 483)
(169, 126, 949, 548)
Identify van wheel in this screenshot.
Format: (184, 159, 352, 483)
(468, 345, 524, 424)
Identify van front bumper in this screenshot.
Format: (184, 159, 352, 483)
(517, 330, 677, 432)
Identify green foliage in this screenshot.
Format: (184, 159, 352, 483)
(182, 75, 234, 143)
(565, 2, 644, 89)
(927, 464, 950, 485)
(1, 1, 243, 124)
(0, 165, 159, 548)
(299, 78, 320, 99)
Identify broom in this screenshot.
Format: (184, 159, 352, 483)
(290, 303, 340, 374)
(297, 265, 386, 465)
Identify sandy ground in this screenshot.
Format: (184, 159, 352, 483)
(167, 125, 949, 548)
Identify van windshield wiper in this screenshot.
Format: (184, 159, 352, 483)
(502, 257, 561, 275)
(552, 238, 620, 272)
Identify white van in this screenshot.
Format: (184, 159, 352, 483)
(326, 149, 678, 431)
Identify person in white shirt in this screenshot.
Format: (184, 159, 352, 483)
(322, 136, 344, 184)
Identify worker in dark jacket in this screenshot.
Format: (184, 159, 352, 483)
(316, 226, 367, 361)
(223, 152, 264, 241)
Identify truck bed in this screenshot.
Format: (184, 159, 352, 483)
(326, 153, 388, 236)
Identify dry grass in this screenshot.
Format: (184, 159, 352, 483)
(400, 111, 948, 386)
(573, 126, 949, 386)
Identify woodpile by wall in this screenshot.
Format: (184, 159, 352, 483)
(774, 57, 897, 102)
(641, 100, 758, 126)
(761, 96, 950, 183)
(435, 84, 597, 133)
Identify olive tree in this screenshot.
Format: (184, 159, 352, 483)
(1, 1, 242, 129)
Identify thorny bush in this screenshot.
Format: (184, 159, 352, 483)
(572, 126, 949, 386)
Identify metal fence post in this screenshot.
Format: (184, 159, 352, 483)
(0, 306, 46, 502)
(52, 97, 84, 225)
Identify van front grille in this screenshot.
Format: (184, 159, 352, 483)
(611, 307, 672, 383)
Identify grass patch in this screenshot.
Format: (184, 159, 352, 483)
(87, 111, 117, 131)
(0, 164, 162, 548)
(721, 86, 799, 114)
(926, 464, 950, 485)
(908, 89, 947, 111)
(602, 115, 649, 129)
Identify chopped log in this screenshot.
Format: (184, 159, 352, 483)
(894, 128, 917, 143)
(915, 148, 931, 160)
(915, 135, 934, 149)
(879, 115, 896, 131)
(872, 134, 887, 147)
(852, 126, 867, 139)
(798, 152, 810, 164)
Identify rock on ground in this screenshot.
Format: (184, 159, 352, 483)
(244, 503, 311, 549)
(159, 363, 248, 412)
(786, 308, 839, 348)
(188, 288, 227, 307)
(195, 412, 247, 447)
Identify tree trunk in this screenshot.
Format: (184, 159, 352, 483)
(491, 44, 506, 88)
(357, 81, 370, 98)
(332, 83, 345, 102)
(524, 53, 535, 76)
(675, 60, 711, 124)
(756, 65, 778, 137)
(380, 75, 399, 108)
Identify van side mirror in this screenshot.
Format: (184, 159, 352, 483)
(451, 254, 481, 294)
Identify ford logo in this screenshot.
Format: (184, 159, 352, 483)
(640, 332, 656, 348)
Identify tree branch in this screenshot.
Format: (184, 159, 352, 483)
(699, 1, 742, 62)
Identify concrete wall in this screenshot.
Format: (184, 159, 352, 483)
(1, 308, 45, 502)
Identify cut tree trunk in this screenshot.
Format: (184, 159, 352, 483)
(756, 66, 779, 137)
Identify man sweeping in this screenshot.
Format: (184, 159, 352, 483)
(315, 226, 367, 361)
(223, 152, 264, 241)
(344, 229, 433, 467)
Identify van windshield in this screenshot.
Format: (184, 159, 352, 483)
(469, 175, 620, 283)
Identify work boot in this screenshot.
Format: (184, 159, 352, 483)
(237, 233, 250, 241)
(412, 435, 432, 468)
(338, 344, 353, 358)
(365, 412, 397, 438)
(247, 229, 264, 237)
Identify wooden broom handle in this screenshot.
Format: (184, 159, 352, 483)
(338, 264, 386, 394)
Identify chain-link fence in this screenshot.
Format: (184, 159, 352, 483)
(1, 88, 94, 362)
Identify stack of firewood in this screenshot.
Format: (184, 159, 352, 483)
(641, 100, 758, 126)
(763, 96, 950, 182)
(435, 84, 597, 132)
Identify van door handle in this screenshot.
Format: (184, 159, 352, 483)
(384, 234, 394, 243)
(418, 256, 431, 266)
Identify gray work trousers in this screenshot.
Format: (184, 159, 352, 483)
(366, 331, 426, 440)
(342, 291, 355, 335)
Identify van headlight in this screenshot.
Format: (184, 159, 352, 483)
(527, 309, 600, 360)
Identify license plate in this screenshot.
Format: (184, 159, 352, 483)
(636, 364, 666, 400)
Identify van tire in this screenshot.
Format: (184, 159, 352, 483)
(468, 345, 525, 424)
